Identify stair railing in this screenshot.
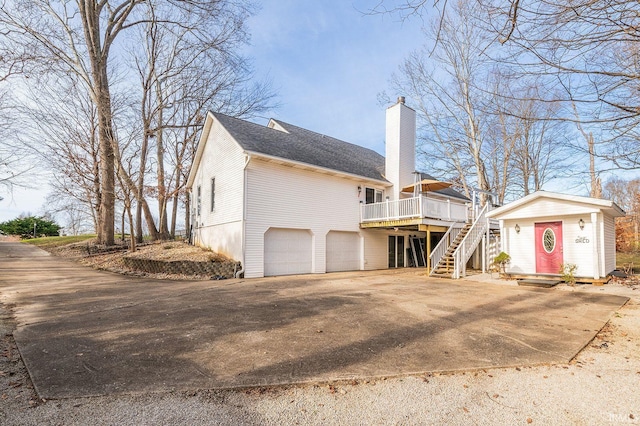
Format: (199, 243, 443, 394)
(452, 204, 489, 279)
(429, 223, 465, 276)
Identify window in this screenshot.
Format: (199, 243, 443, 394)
(543, 228, 555, 253)
(365, 188, 374, 204)
(365, 188, 383, 204)
(210, 178, 216, 212)
(196, 185, 201, 217)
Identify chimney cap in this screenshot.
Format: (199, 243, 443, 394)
(397, 96, 405, 104)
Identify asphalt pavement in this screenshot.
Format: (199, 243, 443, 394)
(0, 241, 629, 400)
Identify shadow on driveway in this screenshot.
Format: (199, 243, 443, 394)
(0, 242, 628, 399)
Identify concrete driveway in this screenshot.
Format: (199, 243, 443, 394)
(0, 242, 628, 399)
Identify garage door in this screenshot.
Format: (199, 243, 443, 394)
(264, 228, 312, 276)
(326, 231, 360, 272)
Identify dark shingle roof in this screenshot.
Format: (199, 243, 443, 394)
(211, 112, 469, 202)
(213, 112, 387, 182)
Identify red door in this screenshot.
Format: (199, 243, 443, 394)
(535, 222, 563, 274)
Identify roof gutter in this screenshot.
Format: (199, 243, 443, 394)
(186, 111, 215, 190)
(246, 150, 392, 187)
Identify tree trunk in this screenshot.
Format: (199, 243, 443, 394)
(170, 175, 180, 238)
(79, 1, 116, 246)
(135, 132, 150, 243)
(96, 78, 116, 246)
(155, 95, 170, 240)
(126, 201, 136, 252)
(185, 191, 191, 243)
(588, 133, 602, 198)
(112, 141, 160, 241)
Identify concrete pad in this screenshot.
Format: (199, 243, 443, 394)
(518, 279, 561, 288)
(0, 242, 628, 399)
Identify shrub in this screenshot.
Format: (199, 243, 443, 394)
(560, 263, 578, 287)
(493, 252, 511, 274)
(0, 216, 61, 238)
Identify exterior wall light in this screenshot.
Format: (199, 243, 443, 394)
(515, 224, 521, 234)
(579, 218, 585, 230)
(358, 185, 362, 196)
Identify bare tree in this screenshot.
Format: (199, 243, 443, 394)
(375, 0, 640, 171)
(129, 0, 275, 240)
(1, 0, 274, 244)
(0, 0, 148, 245)
(0, 33, 34, 195)
(390, 1, 493, 200)
(492, 1, 640, 171)
(604, 178, 640, 251)
(509, 87, 570, 196)
(43, 194, 95, 235)
(24, 78, 101, 232)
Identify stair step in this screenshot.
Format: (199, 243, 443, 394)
(431, 272, 453, 278)
(429, 222, 481, 279)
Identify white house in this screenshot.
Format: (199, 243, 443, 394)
(187, 97, 489, 278)
(487, 191, 625, 280)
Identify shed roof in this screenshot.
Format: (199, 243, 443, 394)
(487, 191, 625, 219)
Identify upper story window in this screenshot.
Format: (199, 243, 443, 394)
(196, 185, 202, 217)
(365, 187, 383, 204)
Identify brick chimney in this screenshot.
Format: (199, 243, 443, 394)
(385, 96, 416, 201)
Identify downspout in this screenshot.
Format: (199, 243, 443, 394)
(235, 153, 251, 278)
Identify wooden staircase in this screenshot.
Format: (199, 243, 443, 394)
(430, 223, 472, 278)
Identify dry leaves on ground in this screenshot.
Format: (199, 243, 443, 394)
(56, 240, 225, 281)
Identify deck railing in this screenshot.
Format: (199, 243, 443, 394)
(360, 196, 468, 223)
(452, 204, 489, 279)
(429, 223, 465, 272)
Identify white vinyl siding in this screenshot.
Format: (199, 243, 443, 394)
(501, 220, 535, 275)
(326, 231, 361, 272)
(503, 216, 596, 277)
(244, 158, 388, 278)
(495, 198, 600, 221)
(264, 228, 312, 276)
(191, 119, 245, 261)
(494, 194, 620, 279)
(364, 230, 392, 270)
(210, 178, 216, 212)
(603, 214, 616, 274)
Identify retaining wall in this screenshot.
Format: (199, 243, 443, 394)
(122, 256, 241, 278)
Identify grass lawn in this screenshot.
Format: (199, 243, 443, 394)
(617, 252, 640, 274)
(22, 235, 96, 249)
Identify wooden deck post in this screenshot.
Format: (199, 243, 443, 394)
(426, 228, 431, 272)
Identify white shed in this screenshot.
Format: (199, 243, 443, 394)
(487, 191, 625, 280)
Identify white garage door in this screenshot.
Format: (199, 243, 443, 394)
(264, 228, 312, 276)
(326, 231, 360, 272)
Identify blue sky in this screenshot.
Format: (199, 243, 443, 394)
(1, 1, 424, 222)
(244, 0, 424, 152)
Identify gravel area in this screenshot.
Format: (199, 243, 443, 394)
(1, 277, 639, 425)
